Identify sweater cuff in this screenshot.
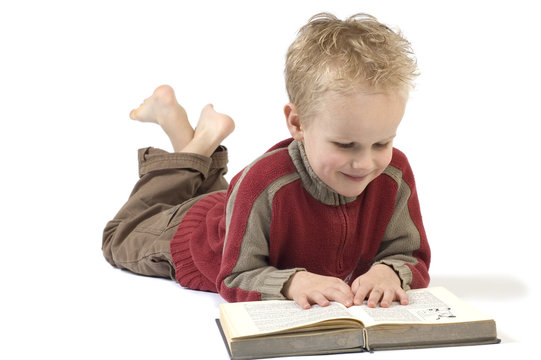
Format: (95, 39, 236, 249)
(260, 268, 306, 301)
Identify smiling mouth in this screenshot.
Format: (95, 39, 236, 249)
(341, 173, 370, 182)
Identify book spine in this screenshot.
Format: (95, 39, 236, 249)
(363, 328, 370, 351)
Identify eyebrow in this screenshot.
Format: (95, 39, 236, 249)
(378, 134, 397, 143)
(330, 134, 397, 145)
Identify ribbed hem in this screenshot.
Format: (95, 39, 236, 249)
(170, 193, 225, 293)
(260, 268, 306, 300)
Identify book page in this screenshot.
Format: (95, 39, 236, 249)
(220, 300, 356, 339)
(348, 287, 493, 327)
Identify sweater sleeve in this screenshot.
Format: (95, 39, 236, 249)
(372, 153, 431, 290)
(216, 153, 305, 303)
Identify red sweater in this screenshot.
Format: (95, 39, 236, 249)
(170, 139, 430, 302)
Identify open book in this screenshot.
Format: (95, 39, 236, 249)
(217, 287, 499, 360)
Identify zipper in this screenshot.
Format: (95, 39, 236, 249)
(336, 203, 348, 272)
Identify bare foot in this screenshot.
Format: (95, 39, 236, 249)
(129, 85, 194, 152)
(181, 104, 235, 157)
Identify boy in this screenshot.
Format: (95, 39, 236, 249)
(102, 12, 430, 309)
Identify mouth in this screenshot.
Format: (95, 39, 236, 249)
(341, 172, 370, 182)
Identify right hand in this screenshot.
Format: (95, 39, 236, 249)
(282, 271, 354, 309)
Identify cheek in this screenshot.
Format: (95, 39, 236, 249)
(305, 142, 343, 173)
(375, 149, 394, 171)
(318, 152, 346, 172)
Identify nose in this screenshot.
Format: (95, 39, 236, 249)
(351, 150, 374, 170)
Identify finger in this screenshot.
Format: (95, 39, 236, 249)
(295, 294, 311, 310)
(353, 284, 371, 305)
(396, 288, 409, 305)
(380, 289, 395, 308)
(324, 287, 354, 307)
(350, 278, 360, 294)
(366, 288, 383, 308)
(353, 289, 369, 305)
(310, 292, 331, 308)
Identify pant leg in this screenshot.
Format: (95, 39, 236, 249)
(102, 146, 229, 279)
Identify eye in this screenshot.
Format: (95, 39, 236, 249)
(334, 142, 355, 149)
(373, 142, 391, 149)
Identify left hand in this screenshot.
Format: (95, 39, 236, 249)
(351, 264, 409, 308)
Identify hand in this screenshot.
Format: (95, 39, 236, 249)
(351, 264, 409, 308)
(282, 271, 354, 309)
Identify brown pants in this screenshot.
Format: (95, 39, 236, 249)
(102, 147, 229, 280)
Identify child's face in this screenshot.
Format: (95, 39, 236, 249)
(289, 90, 406, 197)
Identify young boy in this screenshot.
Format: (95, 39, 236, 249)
(102, 12, 430, 309)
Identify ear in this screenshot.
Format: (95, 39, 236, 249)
(284, 103, 304, 141)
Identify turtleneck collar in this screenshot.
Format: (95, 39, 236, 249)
(288, 140, 358, 206)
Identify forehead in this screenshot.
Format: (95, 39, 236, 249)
(310, 90, 406, 139)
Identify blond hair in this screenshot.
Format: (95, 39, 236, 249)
(285, 12, 418, 121)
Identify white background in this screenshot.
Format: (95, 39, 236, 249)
(1, 0, 539, 358)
